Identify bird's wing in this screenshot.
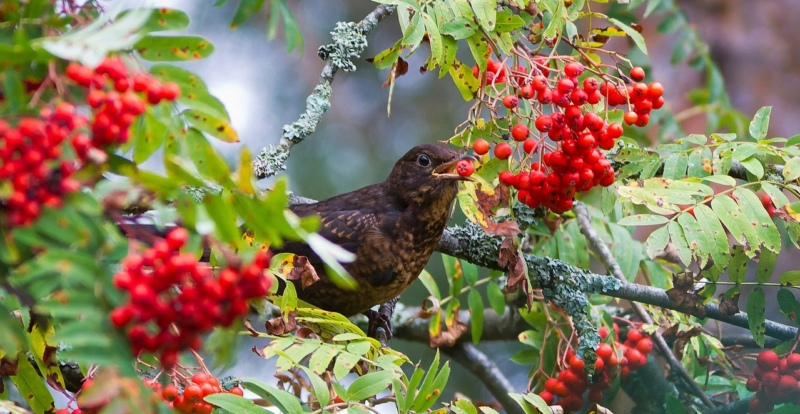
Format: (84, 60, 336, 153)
(278, 205, 399, 282)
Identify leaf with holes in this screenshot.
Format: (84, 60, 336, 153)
(135, 35, 214, 61)
(746, 287, 766, 348)
(183, 109, 239, 143)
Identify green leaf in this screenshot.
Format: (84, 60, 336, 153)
(748, 106, 772, 140)
(347, 370, 396, 401)
(241, 379, 303, 414)
(10, 356, 55, 414)
(693, 204, 731, 271)
(678, 212, 710, 268)
(731, 143, 757, 161)
(754, 250, 776, 284)
(0, 301, 25, 356)
(204, 393, 268, 413)
(783, 157, 800, 182)
(299, 366, 330, 408)
(779, 270, 800, 287)
(746, 287, 766, 348)
(645, 225, 670, 259)
(121, 7, 190, 32)
(777, 288, 800, 324)
(441, 17, 479, 40)
(183, 109, 239, 143)
(471, 0, 497, 31)
(468, 289, 484, 344)
(617, 214, 669, 226)
(185, 128, 233, 186)
(39, 8, 152, 67)
(2, 69, 25, 111)
(728, 246, 748, 284)
(135, 35, 215, 61)
(333, 352, 361, 380)
(486, 282, 506, 316)
(608, 17, 648, 55)
(448, 61, 480, 101)
(203, 193, 240, 246)
(734, 188, 781, 254)
(667, 221, 691, 266)
(418, 269, 441, 299)
(662, 152, 688, 179)
(230, 0, 266, 29)
(132, 109, 168, 163)
(711, 195, 760, 257)
(739, 157, 764, 179)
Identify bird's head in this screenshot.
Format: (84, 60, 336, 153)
(387, 144, 476, 207)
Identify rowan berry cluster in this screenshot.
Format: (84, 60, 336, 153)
(1, 57, 180, 229)
(110, 228, 272, 368)
(145, 372, 244, 414)
(470, 59, 665, 213)
(65, 57, 179, 152)
(0, 108, 83, 226)
(538, 325, 655, 413)
(745, 350, 800, 412)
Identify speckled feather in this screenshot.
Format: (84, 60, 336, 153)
(277, 144, 467, 316)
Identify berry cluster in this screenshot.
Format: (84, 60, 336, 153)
(110, 228, 272, 368)
(538, 325, 655, 413)
(745, 350, 800, 412)
(0, 109, 83, 226)
(146, 372, 244, 414)
(65, 57, 179, 153)
(469, 59, 665, 213)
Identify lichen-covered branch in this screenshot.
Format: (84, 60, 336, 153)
(437, 224, 798, 341)
(573, 202, 714, 408)
(444, 343, 525, 414)
(252, 4, 396, 179)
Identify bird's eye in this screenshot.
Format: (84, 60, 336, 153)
(417, 154, 431, 167)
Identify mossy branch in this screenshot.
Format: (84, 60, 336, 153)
(252, 4, 396, 180)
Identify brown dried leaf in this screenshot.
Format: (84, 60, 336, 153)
(287, 255, 319, 289)
(718, 291, 740, 316)
(266, 312, 298, 335)
(499, 237, 526, 295)
(429, 319, 468, 348)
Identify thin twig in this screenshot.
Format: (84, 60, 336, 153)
(572, 202, 716, 408)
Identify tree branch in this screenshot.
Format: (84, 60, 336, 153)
(436, 224, 798, 342)
(444, 343, 525, 414)
(572, 202, 715, 408)
(252, 4, 396, 179)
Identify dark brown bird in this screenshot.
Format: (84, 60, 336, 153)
(278, 144, 475, 337)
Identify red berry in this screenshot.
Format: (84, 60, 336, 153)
(511, 124, 529, 141)
(569, 355, 585, 371)
(596, 343, 613, 361)
(494, 143, 512, 159)
(629, 66, 646, 82)
(746, 377, 760, 392)
(518, 84, 535, 99)
(162, 384, 179, 401)
(627, 329, 643, 342)
(786, 353, 800, 368)
(623, 111, 638, 125)
(564, 61, 584, 77)
(588, 388, 604, 403)
(473, 139, 490, 155)
(502, 95, 519, 109)
(757, 350, 780, 371)
(523, 139, 537, 154)
(557, 78, 575, 94)
(538, 390, 554, 405)
(160, 82, 181, 101)
(499, 171, 516, 186)
(534, 115, 553, 132)
(636, 337, 653, 354)
(456, 160, 475, 177)
(647, 82, 664, 99)
(166, 227, 189, 250)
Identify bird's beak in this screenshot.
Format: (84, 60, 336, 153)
(432, 154, 478, 182)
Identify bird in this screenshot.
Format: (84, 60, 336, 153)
(276, 144, 475, 338)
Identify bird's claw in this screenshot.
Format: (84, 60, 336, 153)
(365, 309, 393, 340)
